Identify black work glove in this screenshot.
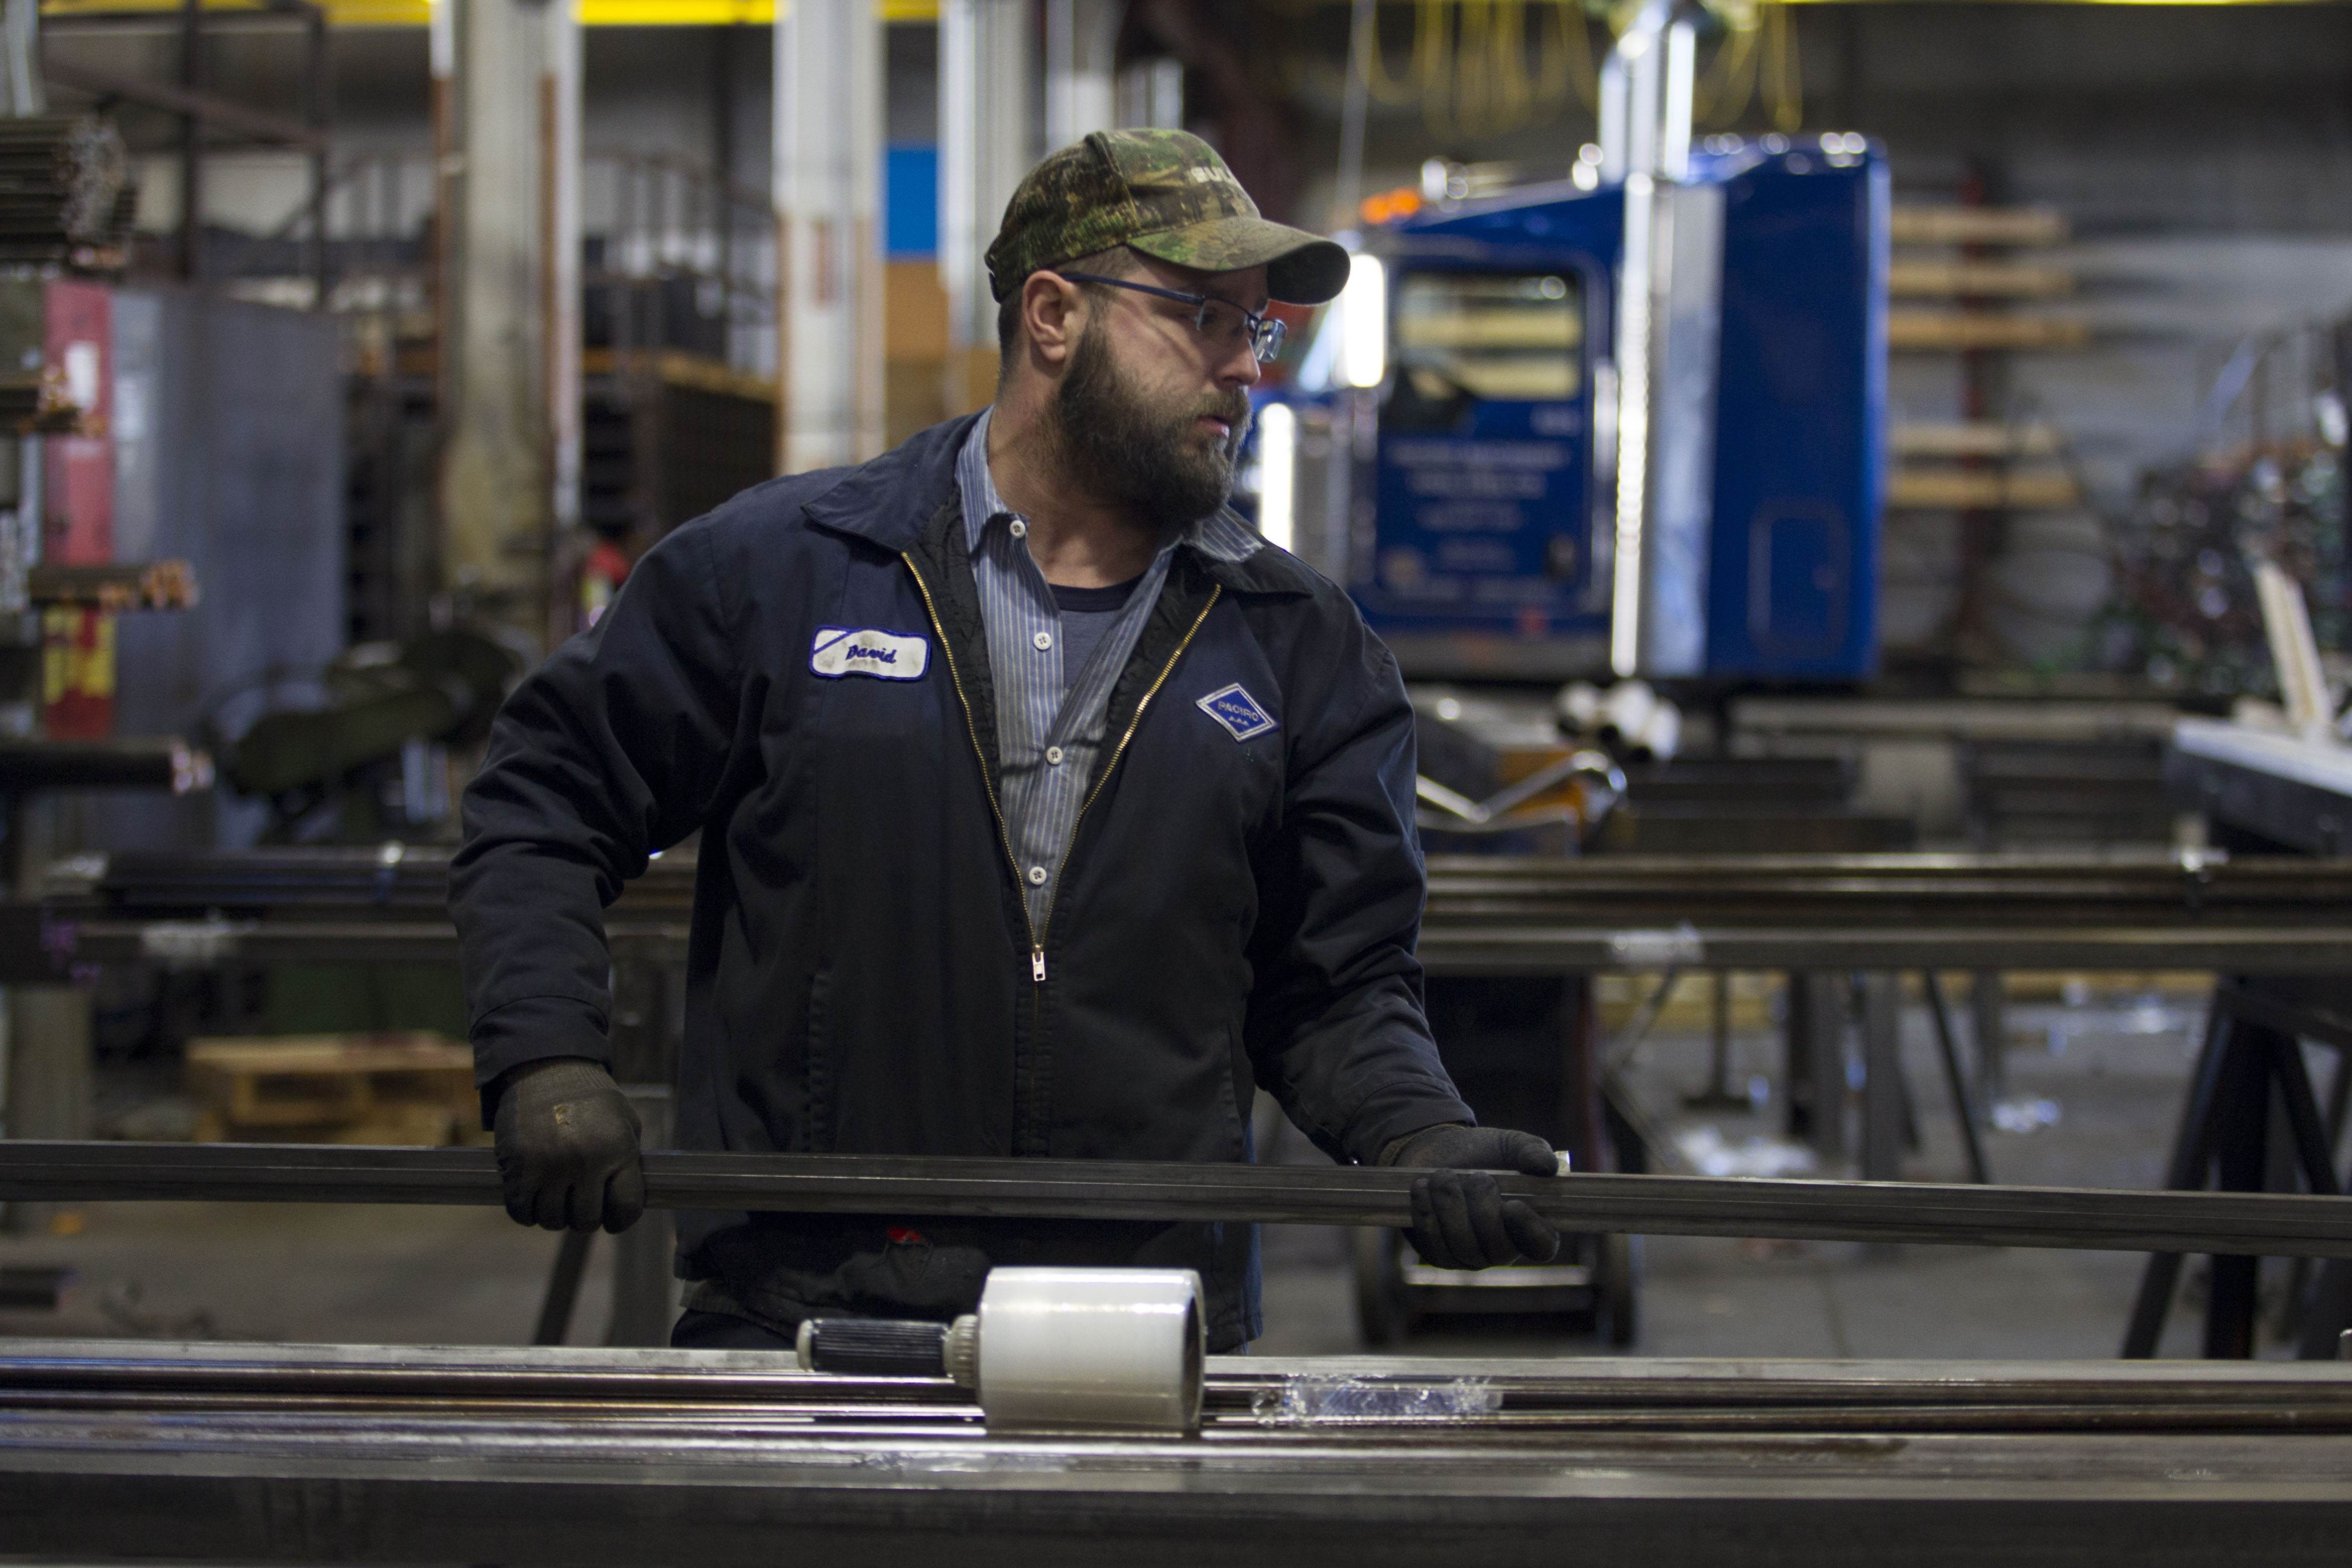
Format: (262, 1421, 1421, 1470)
(1380, 1123, 1561, 1270)
(491, 1057, 646, 1234)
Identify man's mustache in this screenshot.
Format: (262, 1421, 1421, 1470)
(1182, 394, 1252, 451)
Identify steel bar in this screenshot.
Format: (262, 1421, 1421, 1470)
(17, 916, 2352, 983)
(8, 1141, 2352, 1259)
(22, 847, 2352, 972)
(45, 59, 325, 149)
(1418, 925, 2352, 974)
(0, 739, 209, 793)
(42, 846, 2352, 919)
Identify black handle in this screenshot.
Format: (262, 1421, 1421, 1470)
(799, 1315, 950, 1378)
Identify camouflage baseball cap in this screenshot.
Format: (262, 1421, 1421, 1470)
(985, 128, 1352, 306)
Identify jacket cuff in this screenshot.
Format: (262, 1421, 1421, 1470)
(1340, 1084, 1477, 1167)
(472, 995, 611, 1129)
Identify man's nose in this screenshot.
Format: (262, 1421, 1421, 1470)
(1216, 333, 1262, 389)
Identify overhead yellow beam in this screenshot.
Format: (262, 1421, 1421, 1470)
(1777, 0, 2339, 6)
(41, 0, 940, 27)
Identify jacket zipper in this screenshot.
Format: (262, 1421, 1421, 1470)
(903, 556, 1219, 1154)
(901, 554, 1042, 974)
(903, 557, 1221, 983)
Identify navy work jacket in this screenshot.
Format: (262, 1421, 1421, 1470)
(450, 413, 1474, 1348)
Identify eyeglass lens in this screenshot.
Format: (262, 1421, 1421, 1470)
(1193, 298, 1286, 364)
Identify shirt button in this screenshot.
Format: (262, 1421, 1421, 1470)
(1027, 866, 1047, 886)
(1008, 519, 1028, 539)
(1045, 746, 1064, 766)
(1032, 630, 1053, 652)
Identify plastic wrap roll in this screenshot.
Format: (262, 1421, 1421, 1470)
(1598, 680, 1657, 746)
(1631, 701, 1681, 762)
(975, 1266, 1204, 1435)
(1556, 680, 1604, 735)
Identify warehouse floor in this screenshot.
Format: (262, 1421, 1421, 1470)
(0, 989, 2254, 1360)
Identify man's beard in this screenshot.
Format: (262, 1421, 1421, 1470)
(1050, 320, 1252, 534)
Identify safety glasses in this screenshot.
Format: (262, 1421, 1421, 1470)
(1057, 271, 1287, 365)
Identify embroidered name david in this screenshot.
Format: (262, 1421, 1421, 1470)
(811, 627, 930, 680)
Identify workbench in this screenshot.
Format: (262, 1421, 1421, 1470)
(3, 1339, 2350, 1566)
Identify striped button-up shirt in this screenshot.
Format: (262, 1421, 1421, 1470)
(957, 407, 1260, 938)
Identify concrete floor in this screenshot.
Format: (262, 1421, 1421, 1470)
(0, 988, 2264, 1360)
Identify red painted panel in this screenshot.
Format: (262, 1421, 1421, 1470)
(42, 277, 112, 566)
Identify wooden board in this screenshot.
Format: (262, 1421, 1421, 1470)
(1891, 421, 2062, 459)
(1889, 260, 2074, 299)
(1888, 466, 2082, 511)
(1888, 311, 2091, 351)
(1890, 205, 2070, 247)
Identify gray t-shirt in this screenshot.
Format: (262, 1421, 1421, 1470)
(1051, 576, 1143, 693)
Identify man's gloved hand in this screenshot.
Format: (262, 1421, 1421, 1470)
(491, 1057, 646, 1234)
(1380, 1123, 1561, 1270)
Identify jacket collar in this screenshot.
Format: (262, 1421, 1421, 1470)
(803, 409, 1313, 598)
(1189, 511, 1315, 598)
(800, 412, 980, 553)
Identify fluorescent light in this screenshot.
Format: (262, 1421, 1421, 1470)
(1255, 402, 1297, 552)
(1340, 252, 1387, 390)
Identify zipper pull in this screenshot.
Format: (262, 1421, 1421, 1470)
(1031, 946, 1047, 983)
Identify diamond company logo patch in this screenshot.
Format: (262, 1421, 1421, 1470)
(811, 627, 929, 680)
(1196, 682, 1278, 742)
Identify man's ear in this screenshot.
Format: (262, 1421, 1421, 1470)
(1020, 271, 1084, 369)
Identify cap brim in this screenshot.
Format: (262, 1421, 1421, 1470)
(1128, 215, 1354, 305)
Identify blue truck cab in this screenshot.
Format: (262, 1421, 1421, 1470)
(1251, 134, 1889, 685)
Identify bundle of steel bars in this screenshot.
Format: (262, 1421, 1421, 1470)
(17, 846, 2352, 979)
(0, 114, 135, 269)
(5, 1339, 2352, 1565)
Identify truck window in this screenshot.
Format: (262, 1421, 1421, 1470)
(1393, 271, 1582, 404)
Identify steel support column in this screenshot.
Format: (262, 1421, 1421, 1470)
(176, 0, 201, 281)
(439, 0, 560, 648)
(938, 0, 1034, 413)
(774, 0, 883, 472)
(544, 0, 581, 543)
(1044, 0, 1119, 151)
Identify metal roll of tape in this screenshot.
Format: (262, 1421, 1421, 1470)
(975, 1266, 1205, 1435)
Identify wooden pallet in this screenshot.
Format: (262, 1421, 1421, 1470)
(1889, 205, 2070, 247)
(1888, 466, 2082, 511)
(185, 1032, 480, 1147)
(1889, 260, 2073, 300)
(1891, 421, 2062, 459)
(1888, 310, 2091, 351)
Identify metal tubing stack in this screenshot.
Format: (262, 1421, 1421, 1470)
(0, 114, 135, 270)
(12, 845, 2352, 979)
(3, 1339, 2351, 1565)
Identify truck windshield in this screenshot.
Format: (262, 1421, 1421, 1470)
(1393, 271, 1582, 403)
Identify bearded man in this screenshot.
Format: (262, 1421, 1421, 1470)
(450, 129, 1561, 1353)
